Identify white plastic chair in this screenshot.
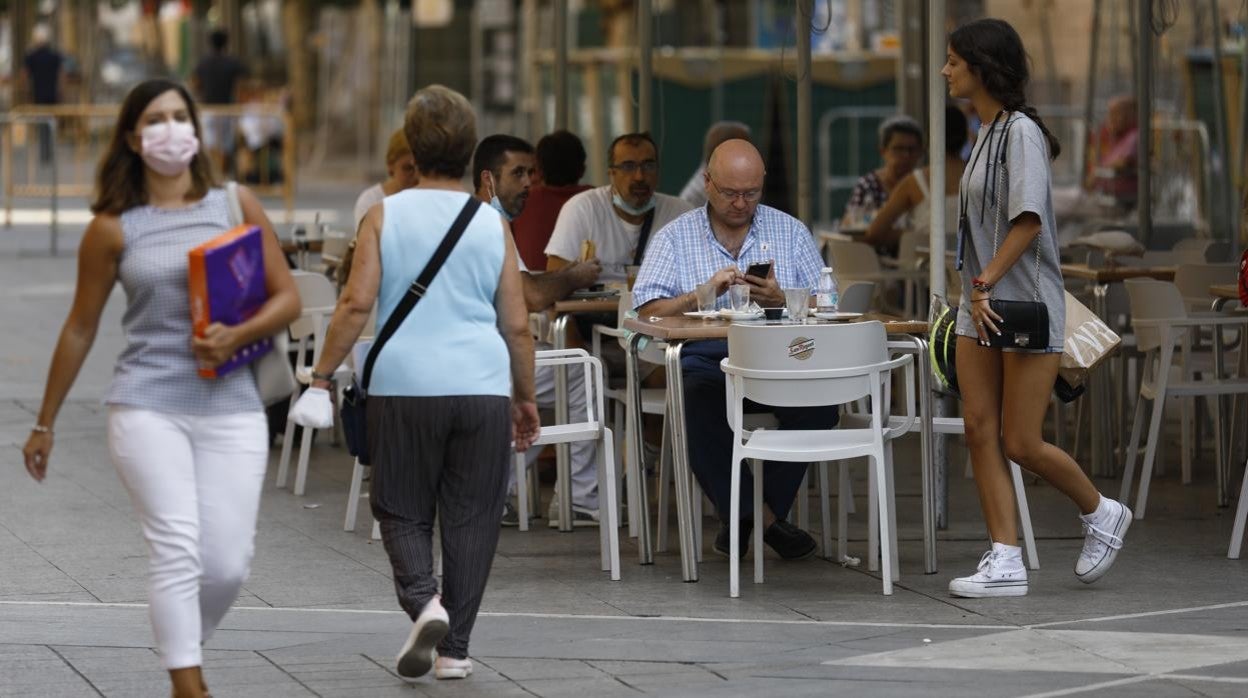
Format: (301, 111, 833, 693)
(591, 294, 669, 540)
(1120, 279, 1248, 518)
(342, 340, 381, 541)
(320, 231, 351, 268)
(837, 281, 877, 314)
(721, 321, 915, 597)
(276, 271, 340, 495)
(1174, 263, 1239, 313)
(513, 349, 621, 580)
(1231, 454, 1248, 559)
(826, 239, 925, 318)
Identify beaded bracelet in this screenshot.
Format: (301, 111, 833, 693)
(971, 277, 994, 293)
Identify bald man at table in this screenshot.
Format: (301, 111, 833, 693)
(631, 139, 835, 561)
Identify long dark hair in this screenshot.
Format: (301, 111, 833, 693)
(949, 18, 1061, 160)
(91, 79, 218, 215)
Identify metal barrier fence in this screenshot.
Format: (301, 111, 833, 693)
(2, 104, 295, 254)
(0, 114, 58, 255)
(817, 106, 896, 227)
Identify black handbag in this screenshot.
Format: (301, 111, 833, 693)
(340, 198, 482, 464)
(987, 299, 1049, 349)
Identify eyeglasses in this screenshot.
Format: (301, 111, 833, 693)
(707, 176, 763, 203)
(611, 160, 659, 175)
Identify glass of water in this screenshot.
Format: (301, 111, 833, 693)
(695, 283, 717, 313)
(784, 287, 810, 323)
(728, 285, 750, 311)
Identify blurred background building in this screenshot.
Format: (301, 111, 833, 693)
(0, 1, 1243, 245)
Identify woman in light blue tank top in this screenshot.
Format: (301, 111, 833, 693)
(295, 85, 538, 681)
(21, 79, 300, 698)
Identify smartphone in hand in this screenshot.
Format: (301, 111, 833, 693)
(744, 261, 772, 280)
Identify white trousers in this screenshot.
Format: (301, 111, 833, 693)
(107, 407, 268, 670)
(508, 359, 599, 509)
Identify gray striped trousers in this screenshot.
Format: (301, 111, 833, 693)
(367, 394, 511, 660)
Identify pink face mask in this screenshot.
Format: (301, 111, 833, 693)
(140, 121, 199, 176)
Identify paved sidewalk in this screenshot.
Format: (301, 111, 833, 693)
(2, 205, 1247, 697)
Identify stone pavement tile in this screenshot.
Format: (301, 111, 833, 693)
(0, 605, 156, 649)
(723, 668, 1123, 698)
(49, 645, 159, 675)
(594, 670, 730, 695)
(419, 676, 534, 697)
(512, 677, 642, 697)
(1101, 678, 1248, 697)
(477, 657, 604, 681)
(0, 645, 97, 696)
(1197, 658, 1248, 678)
(0, 684, 101, 698)
(1034, 603, 1248, 638)
(584, 659, 713, 677)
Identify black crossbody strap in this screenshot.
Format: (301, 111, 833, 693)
(361, 197, 482, 390)
(631, 208, 656, 266)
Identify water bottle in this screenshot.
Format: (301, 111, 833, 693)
(816, 267, 838, 314)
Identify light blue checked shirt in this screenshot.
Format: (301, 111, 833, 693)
(632, 204, 827, 311)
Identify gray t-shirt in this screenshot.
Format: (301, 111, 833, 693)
(956, 113, 1064, 351)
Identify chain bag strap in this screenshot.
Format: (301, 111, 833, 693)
(984, 115, 1049, 350)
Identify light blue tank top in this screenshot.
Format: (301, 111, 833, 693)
(105, 189, 262, 415)
(370, 190, 510, 397)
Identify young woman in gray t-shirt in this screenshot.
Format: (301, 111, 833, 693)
(941, 19, 1132, 599)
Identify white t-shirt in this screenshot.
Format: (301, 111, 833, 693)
(678, 164, 708, 207)
(544, 185, 693, 281)
(353, 183, 385, 231)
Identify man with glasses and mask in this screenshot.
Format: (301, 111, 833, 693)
(544, 133, 692, 280)
(632, 139, 833, 561)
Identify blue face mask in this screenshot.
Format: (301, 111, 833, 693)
(613, 191, 656, 216)
(487, 180, 514, 221)
(490, 195, 514, 222)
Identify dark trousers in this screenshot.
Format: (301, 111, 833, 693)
(681, 340, 838, 525)
(368, 394, 511, 660)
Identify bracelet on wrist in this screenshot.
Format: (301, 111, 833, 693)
(310, 370, 335, 382)
(971, 277, 994, 293)
(31, 424, 52, 434)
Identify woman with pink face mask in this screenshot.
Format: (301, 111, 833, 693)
(21, 79, 300, 698)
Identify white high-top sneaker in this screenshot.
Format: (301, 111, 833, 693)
(1075, 496, 1131, 584)
(949, 542, 1028, 598)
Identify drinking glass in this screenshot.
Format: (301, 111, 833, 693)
(625, 265, 641, 290)
(729, 284, 750, 311)
(695, 283, 717, 312)
(784, 287, 810, 323)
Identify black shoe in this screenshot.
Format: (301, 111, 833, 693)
(713, 519, 752, 558)
(763, 519, 817, 560)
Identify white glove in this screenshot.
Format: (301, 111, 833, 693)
(289, 387, 334, 429)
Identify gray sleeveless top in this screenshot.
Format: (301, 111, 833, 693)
(104, 188, 263, 414)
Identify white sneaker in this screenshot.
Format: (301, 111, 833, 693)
(396, 596, 449, 679)
(435, 656, 473, 680)
(949, 543, 1028, 598)
(1075, 497, 1131, 584)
